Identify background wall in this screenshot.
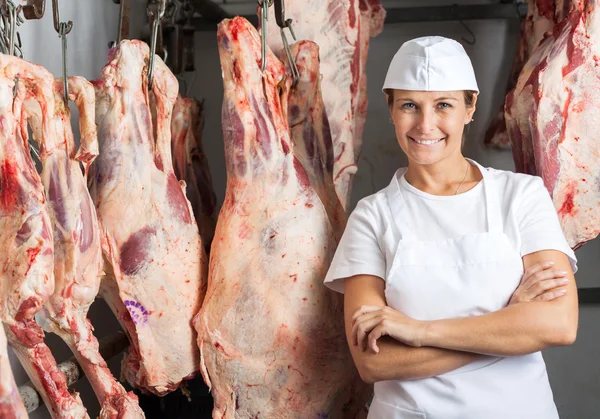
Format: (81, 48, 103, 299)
(10, 0, 599, 418)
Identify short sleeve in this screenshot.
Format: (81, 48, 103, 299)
(324, 200, 386, 293)
(516, 176, 578, 273)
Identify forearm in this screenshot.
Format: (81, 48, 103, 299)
(355, 336, 481, 383)
(423, 301, 577, 356)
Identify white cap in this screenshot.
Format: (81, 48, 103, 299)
(382, 36, 479, 93)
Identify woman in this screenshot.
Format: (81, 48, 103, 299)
(324, 36, 578, 418)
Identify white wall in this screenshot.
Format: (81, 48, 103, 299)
(8, 1, 599, 418)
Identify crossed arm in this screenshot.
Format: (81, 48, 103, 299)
(344, 250, 578, 384)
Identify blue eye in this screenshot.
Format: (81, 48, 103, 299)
(402, 103, 416, 109)
(438, 102, 451, 109)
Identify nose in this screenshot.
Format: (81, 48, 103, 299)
(415, 108, 436, 134)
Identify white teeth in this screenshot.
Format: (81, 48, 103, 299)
(412, 137, 443, 145)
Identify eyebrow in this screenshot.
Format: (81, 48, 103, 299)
(395, 97, 459, 102)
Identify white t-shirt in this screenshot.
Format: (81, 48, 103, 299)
(324, 163, 578, 293)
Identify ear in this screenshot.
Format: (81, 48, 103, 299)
(386, 93, 394, 121)
(464, 93, 478, 124)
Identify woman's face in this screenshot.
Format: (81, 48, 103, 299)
(388, 89, 476, 166)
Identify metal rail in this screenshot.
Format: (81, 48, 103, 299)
(192, 3, 528, 31)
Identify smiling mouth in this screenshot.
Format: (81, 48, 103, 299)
(409, 137, 445, 146)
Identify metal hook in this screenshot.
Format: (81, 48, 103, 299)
(22, 0, 45, 20)
(0, 1, 20, 55)
(452, 4, 476, 45)
(51, 0, 71, 103)
(147, 0, 166, 88)
(257, 0, 272, 72)
(51, 0, 71, 35)
(7, 3, 17, 56)
(117, 0, 130, 45)
(274, 0, 298, 87)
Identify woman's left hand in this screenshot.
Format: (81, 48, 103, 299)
(351, 305, 427, 353)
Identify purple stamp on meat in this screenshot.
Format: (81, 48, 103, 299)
(124, 300, 148, 325)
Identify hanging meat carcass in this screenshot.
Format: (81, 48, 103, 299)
(486, 0, 572, 149)
(266, 0, 385, 210)
(171, 96, 217, 252)
(89, 40, 207, 395)
(0, 325, 28, 419)
(24, 76, 144, 418)
(506, 0, 599, 248)
(283, 42, 347, 235)
(0, 54, 88, 419)
(195, 17, 370, 418)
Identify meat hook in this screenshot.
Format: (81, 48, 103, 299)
(274, 0, 299, 88)
(148, 0, 166, 88)
(0, 1, 23, 57)
(51, 0, 71, 103)
(22, 0, 45, 20)
(257, 0, 273, 72)
(51, 0, 71, 35)
(451, 4, 476, 45)
(117, 0, 130, 44)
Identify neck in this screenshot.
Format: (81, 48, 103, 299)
(404, 154, 474, 195)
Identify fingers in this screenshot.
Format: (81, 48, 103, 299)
(527, 276, 569, 296)
(368, 324, 389, 354)
(522, 268, 568, 292)
(523, 260, 554, 278)
(511, 266, 570, 304)
(351, 305, 383, 323)
(520, 260, 554, 284)
(535, 287, 568, 302)
(352, 314, 382, 350)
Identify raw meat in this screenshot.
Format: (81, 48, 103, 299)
(355, 0, 386, 157)
(171, 96, 217, 252)
(266, 0, 385, 209)
(485, 16, 529, 150)
(89, 40, 207, 396)
(0, 53, 88, 419)
(25, 76, 144, 418)
(195, 17, 370, 418)
(283, 41, 346, 236)
(506, 0, 599, 248)
(0, 325, 27, 419)
(485, 0, 575, 149)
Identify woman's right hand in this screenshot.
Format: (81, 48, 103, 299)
(509, 260, 570, 305)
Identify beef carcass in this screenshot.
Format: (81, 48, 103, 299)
(506, 0, 599, 248)
(195, 17, 370, 418)
(0, 325, 27, 419)
(0, 54, 88, 418)
(283, 41, 347, 236)
(171, 96, 217, 252)
(486, 0, 572, 149)
(485, 16, 529, 149)
(89, 40, 207, 395)
(266, 0, 385, 210)
(25, 76, 144, 418)
(355, 0, 386, 156)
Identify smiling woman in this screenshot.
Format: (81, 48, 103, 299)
(323, 36, 579, 419)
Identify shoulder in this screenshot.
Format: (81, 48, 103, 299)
(483, 165, 547, 206)
(348, 173, 398, 235)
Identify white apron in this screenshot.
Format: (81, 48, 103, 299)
(367, 161, 558, 419)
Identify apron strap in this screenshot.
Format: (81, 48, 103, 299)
(469, 159, 503, 234)
(387, 168, 418, 241)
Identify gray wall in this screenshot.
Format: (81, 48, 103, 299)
(9, 1, 599, 418)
